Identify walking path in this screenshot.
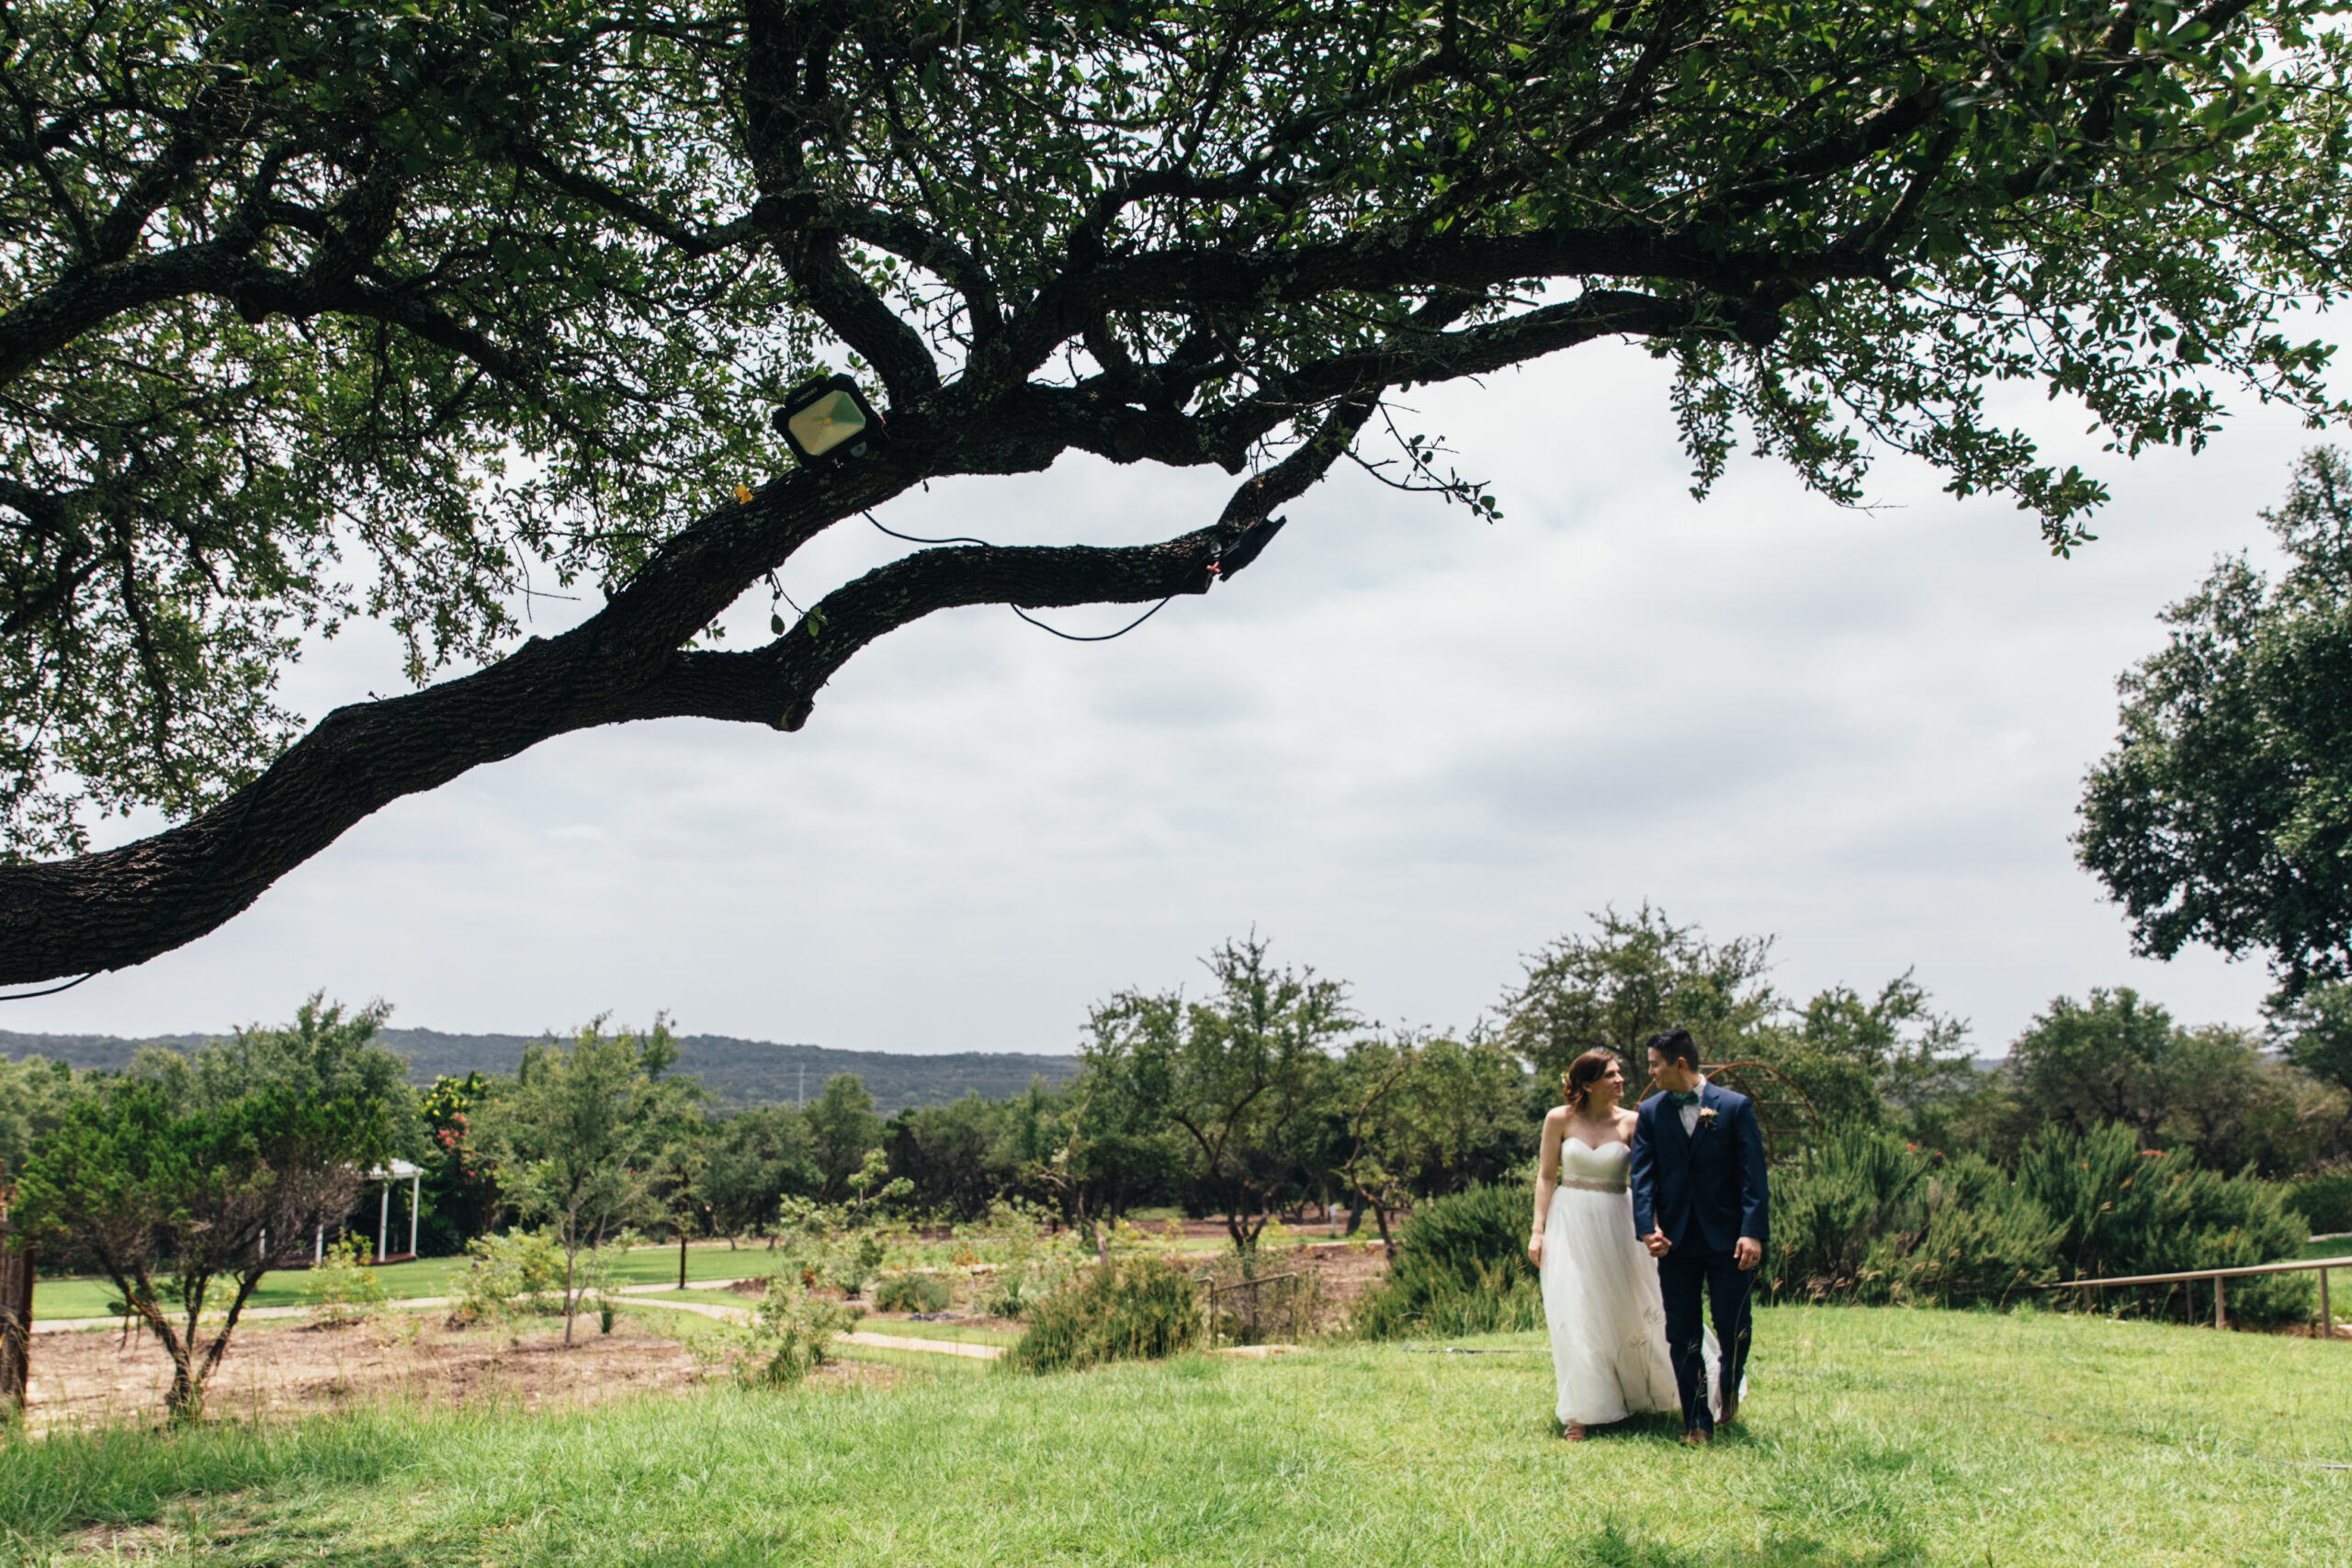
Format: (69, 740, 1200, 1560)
(28, 1277, 1008, 1359)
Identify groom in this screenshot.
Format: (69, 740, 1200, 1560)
(1628, 1027, 1769, 1445)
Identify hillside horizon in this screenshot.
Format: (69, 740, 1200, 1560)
(0, 1026, 1079, 1111)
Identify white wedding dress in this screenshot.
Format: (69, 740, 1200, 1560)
(1540, 1136, 1724, 1427)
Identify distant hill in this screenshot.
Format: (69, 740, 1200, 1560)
(0, 1027, 1077, 1111)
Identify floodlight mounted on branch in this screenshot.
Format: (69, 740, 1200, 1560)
(772, 376, 885, 463)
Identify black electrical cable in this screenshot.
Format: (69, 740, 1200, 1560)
(0, 971, 97, 1002)
(865, 512, 994, 549)
(1011, 596, 1174, 641)
(865, 511, 1182, 643)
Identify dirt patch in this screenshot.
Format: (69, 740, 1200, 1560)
(1284, 1241, 1392, 1312)
(17, 1311, 715, 1433)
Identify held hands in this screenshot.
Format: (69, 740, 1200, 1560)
(1734, 1236, 1762, 1271)
(1644, 1229, 1671, 1258)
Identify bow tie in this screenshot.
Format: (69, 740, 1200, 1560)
(1669, 1090, 1702, 1107)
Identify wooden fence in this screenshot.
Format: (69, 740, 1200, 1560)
(2040, 1253, 2352, 1335)
(1202, 1270, 1306, 1348)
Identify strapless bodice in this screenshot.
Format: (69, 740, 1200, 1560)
(1562, 1137, 1632, 1190)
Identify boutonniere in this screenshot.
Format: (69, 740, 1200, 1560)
(1695, 1106, 1719, 1129)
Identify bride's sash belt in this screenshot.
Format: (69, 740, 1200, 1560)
(1556, 1177, 1627, 1194)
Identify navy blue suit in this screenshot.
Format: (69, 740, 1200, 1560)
(1629, 1081, 1769, 1432)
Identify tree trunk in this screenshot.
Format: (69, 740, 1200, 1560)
(0, 1223, 30, 1418)
(561, 1243, 579, 1347)
(678, 1227, 688, 1291)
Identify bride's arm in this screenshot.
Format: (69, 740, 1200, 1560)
(1530, 1110, 1563, 1267)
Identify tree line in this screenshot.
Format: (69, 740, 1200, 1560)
(11, 909, 2347, 1277)
(9, 908, 2352, 1416)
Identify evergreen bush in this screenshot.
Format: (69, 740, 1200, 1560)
(2016, 1125, 2311, 1323)
(1766, 1125, 2311, 1323)
(2287, 1168, 2352, 1235)
(873, 1271, 952, 1314)
(1010, 1256, 1200, 1373)
(1766, 1130, 2060, 1307)
(1351, 1181, 1543, 1339)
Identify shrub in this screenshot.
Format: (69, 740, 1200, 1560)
(980, 1273, 1032, 1320)
(2287, 1168, 2352, 1235)
(873, 1271, 951, 1314)
(449, 1229, 566, 1325)
(1351, 1181, 1543, 1339)
(1766, 1131, 2061, 1308)
(829, 1234, 888, 1298)
(302, 1236, 390, 1327)
(742, 1280, 854, 1386)
(2016, 1124, 2311, 1323)
(1764, 1126, 2310, 1321)
(1010, 1256, 1200, 1373)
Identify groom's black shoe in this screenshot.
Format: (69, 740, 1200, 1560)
(1680, 1427, 1711, 1447)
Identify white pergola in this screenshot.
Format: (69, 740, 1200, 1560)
(313, 1159, 425, 1265)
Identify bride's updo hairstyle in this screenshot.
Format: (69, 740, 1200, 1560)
(1563, 1049, 1618, 1113)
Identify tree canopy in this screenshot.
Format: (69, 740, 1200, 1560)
(15, 1065, 395, 1416)
(1086, 934, 1356, 1249)
(2078, 447, 2352, 996)
(5, 0, 2352, 983)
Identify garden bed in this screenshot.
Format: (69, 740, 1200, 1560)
(13, 1309, 898, 1434)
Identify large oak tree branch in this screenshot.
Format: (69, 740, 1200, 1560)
(0, 385, 1378, 981)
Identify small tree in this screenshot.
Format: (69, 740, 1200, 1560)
(418, 1071, 497, 1254)
(2276, 984, 2352, 1161)
(0, 1055, 85, 1189)
(1496, 906, 1777, 1088)
(1339, 1038, 1420, 1258)
(699, 1105, 821, 1247)
(16, 1077, 389, 1420)
(1340, 1032, 1532, 1254)
(803, 1075, 885, 1201)
(1091, 936, 1356, 1254)
(468, 1017, 703, 1345)
(2006, 988, 2187, 1150)
(649, 1119, 715, 1290)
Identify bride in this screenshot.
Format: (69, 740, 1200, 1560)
(1527, 1049, 1722, 1439)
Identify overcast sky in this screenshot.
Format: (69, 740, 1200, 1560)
(8, 334, 2343, 1057)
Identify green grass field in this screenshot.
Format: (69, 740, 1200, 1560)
(3, 1303, 2344, 1566)
(25, 1231, 1370, 1322)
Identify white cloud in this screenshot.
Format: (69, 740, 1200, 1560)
(8, 337, 2326, 1055)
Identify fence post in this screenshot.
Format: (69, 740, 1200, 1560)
(2214, 1275, 2226, 1330)
(2322, 1268, 2333, 1341)
(0, 1211, 30, 1420)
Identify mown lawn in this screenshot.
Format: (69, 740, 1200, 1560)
(2, 1303, 2344, 1566)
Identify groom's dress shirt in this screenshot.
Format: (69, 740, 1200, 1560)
(1679, 1077, 1708, 1136)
